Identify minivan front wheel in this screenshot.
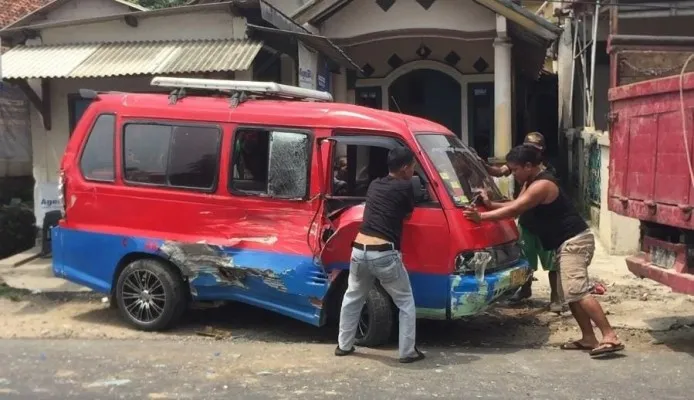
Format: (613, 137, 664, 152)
(115, 258, 187, 331)
(354, 286, 395, 347)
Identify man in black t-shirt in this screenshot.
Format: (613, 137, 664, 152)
(335, 146, 425, 364)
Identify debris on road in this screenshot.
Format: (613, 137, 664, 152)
(84, 379, 131, 388)
(196, 326, 232, 340)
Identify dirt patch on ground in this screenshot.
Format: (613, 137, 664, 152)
(1, 239, 694, 354)
(0, 277, 32, 301)
(0, 290, 692, 354)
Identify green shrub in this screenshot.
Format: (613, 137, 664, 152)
(0, 204, 36, 259)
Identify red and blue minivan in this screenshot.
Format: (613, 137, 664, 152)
(53, 77, 530, 346)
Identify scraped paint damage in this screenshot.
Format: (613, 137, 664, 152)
(157, 241, 289, 295)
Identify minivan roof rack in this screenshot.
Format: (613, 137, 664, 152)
(150, 76, 333, 106)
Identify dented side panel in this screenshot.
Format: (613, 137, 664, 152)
(52, 226, 532, 327)
(52, 227, 330, 326)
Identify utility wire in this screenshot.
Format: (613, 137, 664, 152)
(540, 0, 694, 11)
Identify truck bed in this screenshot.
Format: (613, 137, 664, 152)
(608, 72, 694, 229)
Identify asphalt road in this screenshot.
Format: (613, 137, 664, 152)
(0, 339, 692, 399)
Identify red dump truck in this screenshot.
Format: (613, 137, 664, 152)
(608, 69, 694, 295)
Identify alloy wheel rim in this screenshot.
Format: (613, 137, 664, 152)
(121, 270, 166, 323)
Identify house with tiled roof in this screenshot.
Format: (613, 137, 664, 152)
(0, 0, 50, 182)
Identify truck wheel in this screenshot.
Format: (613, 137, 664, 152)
(115, 258, 187, 331)
(355, 286, 395, 347)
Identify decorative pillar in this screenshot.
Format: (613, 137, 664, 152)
(333, 67, 348, 103)
(493, 15, 514, 198)
(493, 18, 513, 159)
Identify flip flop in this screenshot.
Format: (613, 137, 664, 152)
(589, 342, 625, 357)
(560, 341, 595, 351)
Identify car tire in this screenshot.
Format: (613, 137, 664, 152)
(354, 286, 395, 347)
(115, 258, 187, 331)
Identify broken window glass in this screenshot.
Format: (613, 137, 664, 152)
(229, 129, 310, 199)
(268, 131, 309, 199)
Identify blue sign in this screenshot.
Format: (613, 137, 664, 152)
(316, 56, 330, 93)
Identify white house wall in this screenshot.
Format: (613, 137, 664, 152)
(40, 12, 247, 44)
(321, 0, 496, 39)
(29, 76, 154, 186)
(346, 38, 495, 78)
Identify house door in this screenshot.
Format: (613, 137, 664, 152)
(467, 82, 495, 160)
(388, 69, 462, 137)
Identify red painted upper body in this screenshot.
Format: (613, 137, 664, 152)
(60, 92, 519, 275)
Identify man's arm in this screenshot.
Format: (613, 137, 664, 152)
(485, 163, 511, 178)
(475, 180, 554, 221)
(471, 148, 510, 178)
(477, 189, 510, 210)
(485, 200, 509, 210)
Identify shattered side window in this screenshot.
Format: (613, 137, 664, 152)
(268, 131, 310, 199)
(229, 128, 310, 199)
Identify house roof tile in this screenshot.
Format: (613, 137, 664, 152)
(0, 0, 51, 29)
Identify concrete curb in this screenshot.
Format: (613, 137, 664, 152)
(0, 246, 43, 268)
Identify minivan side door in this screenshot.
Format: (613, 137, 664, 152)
(319, 134, 452, 315)
(219, 124, 329, 325)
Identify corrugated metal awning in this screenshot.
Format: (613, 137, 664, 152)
(1, 39, 263, 79)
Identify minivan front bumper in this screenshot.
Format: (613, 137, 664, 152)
(449, 260, 531, 318)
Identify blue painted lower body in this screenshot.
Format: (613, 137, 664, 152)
(52, 227, 530, 327)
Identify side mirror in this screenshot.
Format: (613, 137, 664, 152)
(411, 176, 429, 203)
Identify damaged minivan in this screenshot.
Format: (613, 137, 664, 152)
(52, 77, 530, 346)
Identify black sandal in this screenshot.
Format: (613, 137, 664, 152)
(334, 346, 355, 356)
(589, 342, 625, 357)
(399, 347, 426, 363)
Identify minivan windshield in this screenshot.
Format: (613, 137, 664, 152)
(416, 133, 504, 206)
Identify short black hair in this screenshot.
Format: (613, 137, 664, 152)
(506, 145, 542, 166)
(387, 146, 415, 172)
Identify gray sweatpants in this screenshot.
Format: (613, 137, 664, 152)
(337, 246, 418, 359)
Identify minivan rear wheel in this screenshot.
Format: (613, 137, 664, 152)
(354, 286, 395, 347)
(115, 258, 187, 331)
